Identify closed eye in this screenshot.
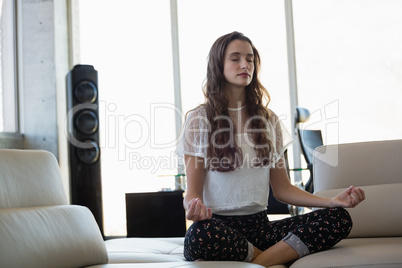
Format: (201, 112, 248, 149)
(247, 56, 254, 63)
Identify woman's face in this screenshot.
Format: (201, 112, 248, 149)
(223, 39, 255, 90)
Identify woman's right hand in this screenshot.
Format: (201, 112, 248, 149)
(186, 198, 212, 222)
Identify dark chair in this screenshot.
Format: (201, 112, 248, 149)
(267, 150, 296, 215)
(295, 107, 324, 193)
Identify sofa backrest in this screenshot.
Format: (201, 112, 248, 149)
(0, 149, 108, 267)
(313, 140, 402, 238)
(0, 149, 68, 208)
(313, 139, 402, 192)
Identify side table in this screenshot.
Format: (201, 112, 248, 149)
(125, 190, 186, 237)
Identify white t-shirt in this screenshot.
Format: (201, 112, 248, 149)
(175, 105, 293, 216)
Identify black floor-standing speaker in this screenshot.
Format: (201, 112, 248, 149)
(66, 64, 104, 236)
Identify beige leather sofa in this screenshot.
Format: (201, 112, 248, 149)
(1, 139, 402, 268)
(0, 149, 262, 268)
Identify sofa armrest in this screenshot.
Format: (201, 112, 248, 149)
(0, 205, 108, 268)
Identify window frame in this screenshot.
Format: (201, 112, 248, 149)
(0, 0, 19, 135)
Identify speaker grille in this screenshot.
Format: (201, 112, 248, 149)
(74, 81, 98, 103)
(76, 140, 100, 164)
(75, 110, 99, 134)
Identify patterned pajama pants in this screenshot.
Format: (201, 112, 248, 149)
(184, 207, 352, 262)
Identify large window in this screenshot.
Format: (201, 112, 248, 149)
(293, 0, 402, 144)
(0, 0, 17, 132)
(79, 0, 176, 236)
(177, 0, 290, 121)
(79, 0, 290, 236)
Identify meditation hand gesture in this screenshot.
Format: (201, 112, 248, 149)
(330, 186, 365, 208)
(186, 198, 212, 222)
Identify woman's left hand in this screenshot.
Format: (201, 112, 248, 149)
(330, 186, 366, 208)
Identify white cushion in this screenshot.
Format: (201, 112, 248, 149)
(313, 140, 402, 239)
(315, 183, 402, 238)
(87, 262, 266, 268)
(103, 238, 278, 267)
(0, 205, 108, 268)
(313, 140, 402, 192)
(0, 149, 67, 208)
(105, 237, 185, 263)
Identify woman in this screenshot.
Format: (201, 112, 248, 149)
(176, 31, 365, 267)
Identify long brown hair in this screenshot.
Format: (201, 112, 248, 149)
(200, 31, 274, 172)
